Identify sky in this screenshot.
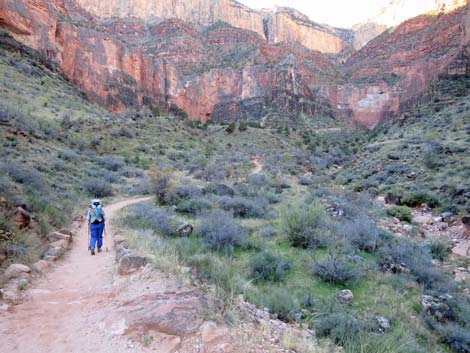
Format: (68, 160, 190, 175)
(237, 0, 392, 28)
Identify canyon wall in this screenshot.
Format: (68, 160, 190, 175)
(353, 0, 468, 49)
(0, 0, 469, 127)
(72, 0, 349, 54)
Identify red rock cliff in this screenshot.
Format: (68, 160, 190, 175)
(72, 0, 349, 54)
(0, 0, 469, 127)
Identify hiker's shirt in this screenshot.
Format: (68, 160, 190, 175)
(86, 208, 107, 224)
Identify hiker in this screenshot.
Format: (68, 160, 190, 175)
(86, 199, 107, 255)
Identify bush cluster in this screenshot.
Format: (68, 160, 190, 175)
(217, 195, 268, 218)
(282, 201, 330, 248)
(312, 252, 365, 285)
(386, 206, 413, 223)
(249, 252, 290, 283)
(127, 203, 176, 236)
(195, 210, 245, 252)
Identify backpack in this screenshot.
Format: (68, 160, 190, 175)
(89, 199, 104, 223)
(89, 207, 104, 223)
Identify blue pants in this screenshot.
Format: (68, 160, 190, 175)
(89, 222, 104, 249)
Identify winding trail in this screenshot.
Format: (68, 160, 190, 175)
(250, 157, 263, 174)
(0, 197, 151, 353)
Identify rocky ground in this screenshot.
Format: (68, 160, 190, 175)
(376, 196, 470, 287)
(0, 197, 327, 353)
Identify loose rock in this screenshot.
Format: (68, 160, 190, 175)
(118, 253, 148, 275)
(3, 264, 31, 280)
(336, 289, 353, 304)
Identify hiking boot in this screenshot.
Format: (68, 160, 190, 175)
(91, 248, 95, 255)
(97, 248, 102, 253)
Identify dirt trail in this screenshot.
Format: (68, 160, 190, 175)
(0, 197, 151, 353)
(251, 157, 263, 174)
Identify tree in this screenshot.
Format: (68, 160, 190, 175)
(147, 166, 174, 205)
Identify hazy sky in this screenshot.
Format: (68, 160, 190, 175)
(237, 0, 392, 28)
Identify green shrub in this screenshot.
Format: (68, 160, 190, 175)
(256, 287, 300, 321)
(195, 211, 245, 252)
(225, 122, 236, 133)
(282, 201, 330, 249)
(84, 179, 113, 197)
(386, 206, 413, 223)
(312, 252, 365, 285)
(402, 191, 440, 208)
(429, 240, 450, 262)
(249, 252, 290, 283)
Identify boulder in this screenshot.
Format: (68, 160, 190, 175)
(422, 294, 455, 322)
(336, 290, 353, 304)
(49, 239, 69, 250)
(47, 232, 71, 243)
(14, 207, 31, 229)
(176, 223, 193, 237)
(118, 253, 148, 275)
(124, 292, 204, 336)
(114, 236, 129, 249)
(43, 246, 65, 260)
(375, 316, 391, 332)
(3, 264, 31, 280)
(115, 245, 131, 262)
(441, 212, 454, 222)
(32, 260, 50, 273)
(58, 229, 74, 236)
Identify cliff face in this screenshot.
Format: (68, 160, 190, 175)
(353, 0, 469, 49)
(0, 0, 469, 128)
(72, 0, 349, 54)
(344, 6, 470, 126)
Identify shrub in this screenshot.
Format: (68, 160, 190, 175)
(312, 252, 365, 285)
(438, 324, 470, 353)
(217, 196, 268, 218)
(429, 240, 450, 262)
(379, 238, 454, 291)
(335, 214, 379, 252)
(298, 176, 314, 186)
(1, 162, 46, 191)
(402, 191, 440, 208)
(386, 206, 413, 223)
(176, 196, 212, 215)
(247, 174, 269, 186)
(101, 155, 125, 172)
(315, 311, 363, 345)
(249, 252, 290, 283)
(147, 165, 174, 205)
(282, 201, 330, 248)
(167, 186, 203, 204)
(58, 148, 80, 162)
(84, 179, 113, 197)
(257, 287, 300, 321)
(226, 122, 236, 133)
(259, 225, 277, 238)
(195, 210, 245, 252)
(127, 203, 176, 236)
